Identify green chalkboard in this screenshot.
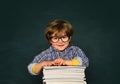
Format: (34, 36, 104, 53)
(0, 0, 120, 84)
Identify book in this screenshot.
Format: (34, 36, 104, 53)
(42, 66, 87, 84)
(43, 66, 86, 70)
(43, 81, 87, 84)
(43, 78, 86, 82)
(43, 66, 85, 73)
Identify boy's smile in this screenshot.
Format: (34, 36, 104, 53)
(52, 42, 69, 51)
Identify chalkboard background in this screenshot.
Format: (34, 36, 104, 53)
(0, 0, 120, 84)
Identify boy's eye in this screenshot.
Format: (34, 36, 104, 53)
(62, 36, 67, 38)
(53, 37, 58, 39)
(50, 35, 69, 43)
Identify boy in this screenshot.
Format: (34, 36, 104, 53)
(28, 19, 89, 75)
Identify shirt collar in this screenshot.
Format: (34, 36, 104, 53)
(49, 45, 71, 53)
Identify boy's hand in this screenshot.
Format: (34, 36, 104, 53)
(41, 61, 54, 66)
(64, 60, 73, 66)
(53, 58, 65, 66)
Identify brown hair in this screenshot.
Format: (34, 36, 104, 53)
(45, 19, 74, 43)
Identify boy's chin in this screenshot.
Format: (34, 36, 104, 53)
(57, 48, 66, 51)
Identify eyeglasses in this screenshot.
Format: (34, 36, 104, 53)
(50, 35, 70, 43)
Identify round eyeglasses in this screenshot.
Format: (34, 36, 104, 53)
(50, 35, 70, 43)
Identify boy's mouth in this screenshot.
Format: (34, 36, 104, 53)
(57, 44, 64, 47)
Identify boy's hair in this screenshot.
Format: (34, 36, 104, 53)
(45, 19, 74, 42)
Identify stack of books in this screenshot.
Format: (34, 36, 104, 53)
(42, 66, 87, 84)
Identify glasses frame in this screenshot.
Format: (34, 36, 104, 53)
(50, 35, 70, 43)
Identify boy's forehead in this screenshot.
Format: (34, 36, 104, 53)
(51, 32, 66, 36)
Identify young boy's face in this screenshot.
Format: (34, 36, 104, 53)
(50, 33, 71, 51)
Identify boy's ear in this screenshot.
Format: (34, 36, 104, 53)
(69, 36, 72, 40)
(48, 40, 52, 45)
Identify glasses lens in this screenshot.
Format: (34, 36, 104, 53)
(51, 35, 69, 43)
(51, 37, 58, 42)
(61, 36, 69, 42)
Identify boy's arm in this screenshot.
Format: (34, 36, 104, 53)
(53, 58, 81, 66)
(69, 46, 89, 67)
(63, 57, 82, 66)
(28, 61, 54, 75)
(28, 63, 38, 75)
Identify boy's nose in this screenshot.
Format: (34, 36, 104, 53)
(58, 38, 63, 43)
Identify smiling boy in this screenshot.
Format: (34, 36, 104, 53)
(27, 19, 89, 75)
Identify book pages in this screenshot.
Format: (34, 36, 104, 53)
(42, 66, 87, 84)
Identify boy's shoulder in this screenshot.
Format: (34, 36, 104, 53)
(40, 46, 56, 54)
(68, 45, 81, 50)
(41, 46, 52, 53)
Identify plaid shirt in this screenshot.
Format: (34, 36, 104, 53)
(28, 46, 89, 75)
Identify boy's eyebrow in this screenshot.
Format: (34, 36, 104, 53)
(51, 34, 67, 37)
(51, 33, 66, 36)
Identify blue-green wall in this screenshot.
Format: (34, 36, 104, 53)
(0, 0, 120, 84)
